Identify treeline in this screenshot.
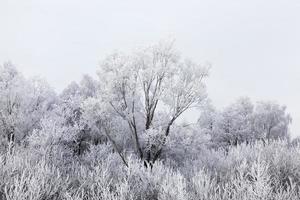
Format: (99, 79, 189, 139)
(0, 41, 299, 200)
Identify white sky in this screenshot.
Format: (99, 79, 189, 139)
(1, 0, 300, 137)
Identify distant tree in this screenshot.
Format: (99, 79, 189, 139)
(197, 100, 218, 135)
(199, 97, 292, 148)
(0, 62, 56, 149)
(58, 75, 100, 155)
(218, 97, 254, 145)
(79, 74, 98, 98)
(253, 101, 291, 141)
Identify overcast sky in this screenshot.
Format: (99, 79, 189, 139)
(1, 0, 300, 137)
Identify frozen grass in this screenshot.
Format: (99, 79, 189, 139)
(0, 141, 300, 200)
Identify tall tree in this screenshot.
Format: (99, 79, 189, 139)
(85, 41, 209, 165)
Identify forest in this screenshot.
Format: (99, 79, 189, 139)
(0, 41, 299, 200)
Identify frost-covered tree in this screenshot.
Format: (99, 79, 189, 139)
(218, 97, 255, 145)
(197, 100, 218, 135)
(253, 101, 291, 141)
(199, 97, 255, 148)
(58, 74, 100, 155)
(199, 97, 292, 148)
(0, 63, 56, 149)
(85, 40, 209, 164)
(81, 97, 130, 166)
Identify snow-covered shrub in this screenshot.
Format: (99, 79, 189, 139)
(164, 124, 210, 167)
(158, 169, 188, 200)
(189, 169, 218, 200)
